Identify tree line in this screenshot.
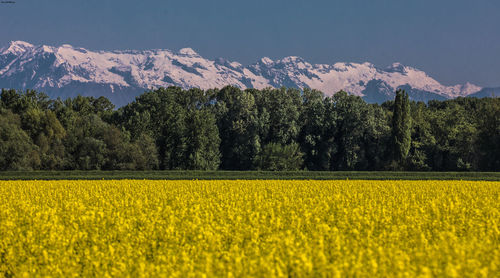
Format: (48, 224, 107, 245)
(0, 87, 498, 171)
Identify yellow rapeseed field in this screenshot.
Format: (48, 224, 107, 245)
(0, 180, 499, 277)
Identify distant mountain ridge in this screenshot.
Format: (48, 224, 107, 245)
(0, 41, 496, 106)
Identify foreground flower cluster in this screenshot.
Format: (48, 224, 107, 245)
(0, 180, 498, 277)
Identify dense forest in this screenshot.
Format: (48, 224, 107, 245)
(0, 87, 498, 171)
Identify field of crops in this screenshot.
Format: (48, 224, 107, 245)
(1, 180, 499, 277)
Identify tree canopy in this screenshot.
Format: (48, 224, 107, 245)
(0, 87, 498, 171)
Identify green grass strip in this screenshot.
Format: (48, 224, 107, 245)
(0, 171, 499, 181)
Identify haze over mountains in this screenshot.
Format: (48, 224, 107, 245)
(0, 41, 496, 106)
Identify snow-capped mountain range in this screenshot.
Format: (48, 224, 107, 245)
(0, 41, 496, 106)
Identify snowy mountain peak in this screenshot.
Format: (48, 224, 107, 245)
(60, 44, 74, 49)
(178, 47, 199, 56)
(0, 41, 488, 106)
(281, 56, 303, 62)
(386, 62, 408, 73)
(8, 40, 34, 49)
(260, 57, 274, 65)
(1, 40, 34, 55)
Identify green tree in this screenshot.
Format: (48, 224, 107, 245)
(0, 89, 21, 111)
(391, 89, 412, 168)
(254, 143, 304, 171)
(328, 91, 376, 170)
(215, 86, 262, 170)
(0, 110, 39, 170)
(426, 98, 481, 171)
(476, 98, 500, 170)
(21, 108, 66, 169)
(359, 104, 392, 170)
(133, 134, 160, 170)
(65, 114, 108, 170)
(253, 87, 301, 145)
(407, 101, 434, 170)
(185, 109, 221, 170)
(118, 87, 220, 170)
(298, 88, 328, 170)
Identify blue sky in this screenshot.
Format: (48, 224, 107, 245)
(1, 0, 499, 87)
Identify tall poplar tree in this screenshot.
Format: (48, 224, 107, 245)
(391, 89, 412, 166)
